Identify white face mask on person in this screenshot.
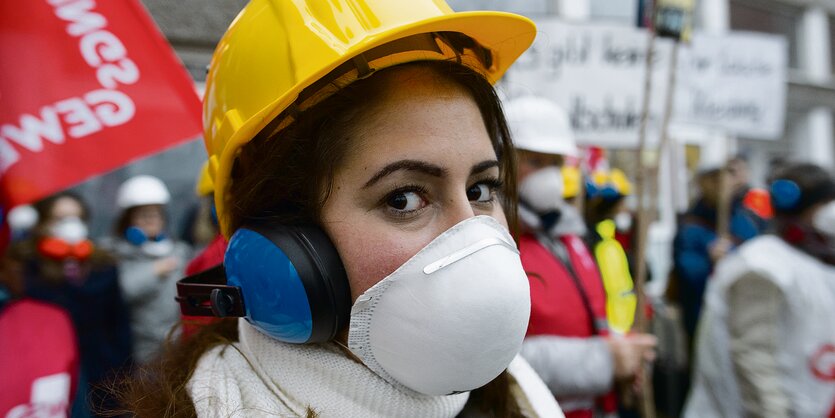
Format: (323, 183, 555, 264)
(348, 215, 531, 396)
(614, 212, 633, 232)
(141, 239, 174, 257)
(49, 217, 89, 244)
(813, 201, 835, 238)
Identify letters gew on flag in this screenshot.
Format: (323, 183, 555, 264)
(0, 0, 203, 207)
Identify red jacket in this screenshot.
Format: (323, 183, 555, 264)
(0, 299, 78, 417)
(521, 234, 608, 338)
(520, 233, 613, 418)
(181, 234, 227, 339)
(185, 234, 227, 276)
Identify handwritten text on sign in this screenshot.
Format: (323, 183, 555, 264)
(674, 32, 787, 140)
(503, 20, 787, 146)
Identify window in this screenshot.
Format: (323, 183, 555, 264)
(829, 14, 835, 74)
(730, 0, 801, 68)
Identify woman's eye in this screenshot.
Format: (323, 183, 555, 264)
(387, 191, 426, 212)
(467, 183, 493, 202)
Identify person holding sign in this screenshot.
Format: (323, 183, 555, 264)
(685, 163, 835, 417)
(672, 158, 767, 349)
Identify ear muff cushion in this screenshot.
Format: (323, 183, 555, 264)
(224, 225, 350, 343)
(125, 226, 147, 245)
(771, 179, 802, 212)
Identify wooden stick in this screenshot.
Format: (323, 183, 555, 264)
(631, 29, 659, 418)
(715, 137, 733, 239)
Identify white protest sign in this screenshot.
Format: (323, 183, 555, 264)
(502, 19, 787, 146)
(673, 32, 787, 140)
(502, 20, 674, 147)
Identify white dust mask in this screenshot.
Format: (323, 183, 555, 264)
(348, 215, 531, 396)
(614, 212, 633, 232)
(813, 201, 835, 238)
(49, 217, 89, 244)
(141, 238, 174, 257)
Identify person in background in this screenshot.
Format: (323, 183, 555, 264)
(9, 192, 131, 417)
(1, 204, 79, 418)
(685, 163, 835, 417)
(179, 163, 221, 251)
(672, 160, 767, 347)
(101, 175, 190, 364)
(506, 95, 656, 418)
(7, 204, 38, 243)
(584, 169, 638, 336)
(184, 162, 225, 276)
(181, 162, 226, 339)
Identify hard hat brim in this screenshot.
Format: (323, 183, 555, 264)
(212, 11, 536, 237)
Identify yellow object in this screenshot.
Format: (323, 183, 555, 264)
(562, 166, 582, 199)
(589, 168, 633, 197)
(609, 169, 632, 196)
(203, 0, 536, 236)
(594, 220, 637, 335)
(195, 161, 214, 196)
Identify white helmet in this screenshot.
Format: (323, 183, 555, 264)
(116, 175, 171, 209)
(504, 95, 579, 157)
(7, 204, 38, 232)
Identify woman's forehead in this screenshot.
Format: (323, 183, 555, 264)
(341, 71, 496, 176)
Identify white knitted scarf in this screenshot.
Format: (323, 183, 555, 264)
(188, 319, 469, 417)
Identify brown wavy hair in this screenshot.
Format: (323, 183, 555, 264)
(113, 60, 522, 417)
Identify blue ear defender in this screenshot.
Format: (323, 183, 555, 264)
(176, 223, 351, 344)
(125, 226, 167, 246)
(770, 179, 802, 212)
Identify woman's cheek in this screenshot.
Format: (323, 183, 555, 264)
(330, 223, 420, 303)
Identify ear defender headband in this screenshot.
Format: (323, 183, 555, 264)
(176, 224, 351, 344)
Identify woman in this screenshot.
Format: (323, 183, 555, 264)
(102, 175, 190, 364)
(685, 163, 835, 417)
(10, 191, 131, 418)
(120, 1, 562, 417)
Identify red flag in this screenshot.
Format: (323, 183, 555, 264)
(0, 0, 202, 207)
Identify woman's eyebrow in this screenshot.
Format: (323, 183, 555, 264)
(363, 160, 447, 189)
(471, 160, 499, 176)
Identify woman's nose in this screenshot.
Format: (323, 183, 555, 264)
(440, 194, 478, 232)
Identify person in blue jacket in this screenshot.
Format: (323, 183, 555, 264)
(673, 158, 768, 346)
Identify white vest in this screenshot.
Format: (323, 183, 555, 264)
(685, 236, 835, 417)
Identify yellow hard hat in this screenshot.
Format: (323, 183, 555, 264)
(609, 168, 633, 196)
(204, 0, 536, 236)
(588, 168, 633, 199)
(195, 161, 214, 197)
(562, 166, 582, 199)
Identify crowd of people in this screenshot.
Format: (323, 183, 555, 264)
(1, 1, 834, 417)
